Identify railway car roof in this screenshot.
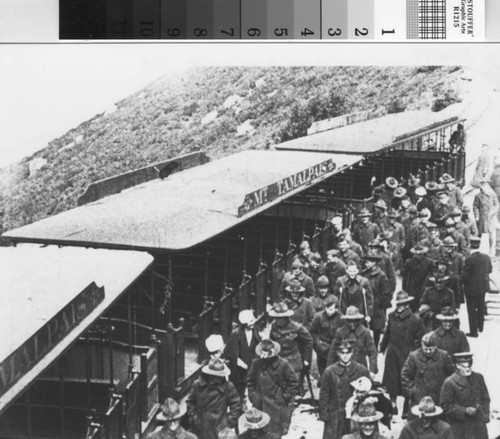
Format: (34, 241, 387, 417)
(3, 151, 362, 251)
(275, 110, 460, 154)
(0, 245, 153, 414)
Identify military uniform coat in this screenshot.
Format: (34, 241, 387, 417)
(310, 310, 343, 360)
(285, 296, 315, 330)
(440, 371, 490, 439)
(333, 275, 374, 318)
(279, 271, 315, 300)
(311, 293, 336, 313)
(186, 377, 241, 439)
(401, 348, 454, 408)
(324, 259, 347, 294)
(444, 230, 468, 257)
(353, 221, 382, 252)
(463, 251, 492, 298)
(342, 433, 390, 439)
(420, 237, 444, 262)
(377, 253, 396, 293)
(380, 308, 426, 396)
(247, 357, 299, 439)
(398, 419, 454, 439)
(402, 256, 434, 311)
(339, 249, 362, 268)
(270, 320, 313, 374)
(420, 286, 456, 330)
(431, 327, 469, 357)
(319, 361, 370, 439)
(362, 266, 392, 331)
(327, 324, 378, 374)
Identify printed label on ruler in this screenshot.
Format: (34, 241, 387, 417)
(447, 0, 485, 39)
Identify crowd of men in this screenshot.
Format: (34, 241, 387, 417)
(148, 171, 495, 439)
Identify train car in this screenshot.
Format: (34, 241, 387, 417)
(2, 108, 466, 438)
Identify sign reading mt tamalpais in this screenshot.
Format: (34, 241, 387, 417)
(0, 282, 104, 397)
(238, 159, 336, 217)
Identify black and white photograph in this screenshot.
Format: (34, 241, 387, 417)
(1, 44, 500, 439)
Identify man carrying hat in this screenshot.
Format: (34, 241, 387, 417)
(431, 307, 469, 356)
(224, 310, 262, 402)
(148, 398, 197, 439)
(320, 340, 370, 439)
(187, 358, 241, 439)
(269, 302, 313, 390)
(310, 294, 343, 378)
(440, 173, 464, 208)
(353, 208, 382, 254)
(327, 306, 378, 379)
(361, 252, 391, 348)
(402, 244, 433, 312)
(334, 261, 374, 321)
(443, 217, 468, 257)
(284, 279, 315, 330)
(401, 333, 454, 416)
(380, 291, 426, 416)
(342, 401, 389, 439)
(247, 339, 298, 438)
(278, 259, 315, 301)
(440, 352, 491, 439)
(237, 408, 271, 439)
(463, 236, 492, 337)
(398, 396, 453, 439)
(419, 274, 456, 331)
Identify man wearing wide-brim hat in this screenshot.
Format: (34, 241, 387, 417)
(353, 208, 381, 253)
(341, 401, 389, 439)
(419, 274, 456, 331)
(238, 408, 271, 439)
(385, 208, 406, 254)
(269, 302, 313, 380)
(224, 309, 261, 401)
(373, 199, 389, 231)
(420, 222, 444, 261)
(441, 235, 465, 280)
(399, 396, 453, 438)
(320, 340, 370, 439)
(440, 352, 491, 439)
(148, 398, 197, 439)
(247, 339, 298, 438)
(361, 252, 391, 349)
(440, 173, 464, 208)
(443, 216, 469, 257)
(284, 279, 315, 330)
(450, 206, 472, 248)
(460, 204, 479, 237)
(186, 358, 241, 439)
(327, 306, 377, 379)
(365, 240, 396, 294)
(278, 259, 315, 300)
(402, 244, 433, 312)
(372, 176, 398, 209)
(430, 306, 469, 357)
(380, 291, 426, 416)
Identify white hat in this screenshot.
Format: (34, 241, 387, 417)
(351, 376, 372, 393)
(239, 309, 256, 326)
(205, 334, 224, 353)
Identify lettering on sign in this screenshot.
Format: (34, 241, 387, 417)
(0, 282, 104, 397)
(237, 159, 336, 217)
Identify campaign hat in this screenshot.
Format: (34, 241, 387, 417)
(239, 408, 270, 430)
(395, 290, 414, 305)
(453, 352, 474, 364)
(385, 176, 399, 189)
(387, 208, 399, 218)
(411, 396, 443, 417)
(268, 302, 294, 318)
(352, 401, 384, 423)
(440, 173, 455, 184)
(414, 186, 427, 197)
(393, 187, 407, 198)
(156, 398, 187, 422)
(410, 244, 428, 255)
(202, 357, 231, 378)
(285, 279, 306, 294)
(255, 339, 281, 358)
(342, 306, 364, 320)
(351, 376, 372, 393)
(374, 199, 388, 210)
(364, 252, 382, 262)
(443, 236, 457, 247)
(358, 207, 372, 217)
(436, 306, 459, 321)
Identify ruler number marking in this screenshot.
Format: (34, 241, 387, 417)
(354, 27, 368, 36)
(166, 28, 181, 37)
(194, 28, 208, 37)
(328, 28, 342, 36)
(301, 28, 314, 37)
(247, 28, 261, 37)
(220, 28, 235, 36)
(274, 28, 289, 37)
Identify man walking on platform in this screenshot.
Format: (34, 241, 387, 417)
(463, 236, 492, 337)
(440, 352, 491, 439)
(402, 244, 433, 312)
(431, 307, 469, 356)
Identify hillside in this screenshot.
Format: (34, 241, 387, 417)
(0, 66, 463, 232)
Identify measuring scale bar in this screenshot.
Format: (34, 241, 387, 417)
(60, 0, 485, 40)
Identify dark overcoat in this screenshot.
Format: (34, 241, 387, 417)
(327, 324, 378, 374)
(402, 256, 434, 310)
(324, 259, 347, 294)
(334, 275, 374, 317)
(377, 252, 396, 293)
(361, 266, 392, 331)
(401, 347, 454, 408)
(186, 376, 241, 439)
(463, 251, 492, 298)
(431, 327, 469, 357)
(147, 426, 198, 439)
(380, 308, 426, 396)
(310, 310, 343, 360)
(270, 320, 313, 374)
(319, 361, 370, 439)
(352, 221, 381, 251)
(440, 371, 490, 439)
(342, 433, 390, 439)
(420, 286, 455, 329)
(279, 271, 315, 300)
(398, 419, 454, 439)
(247, 357, 298, 439)
(285, 296, 315, 330)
